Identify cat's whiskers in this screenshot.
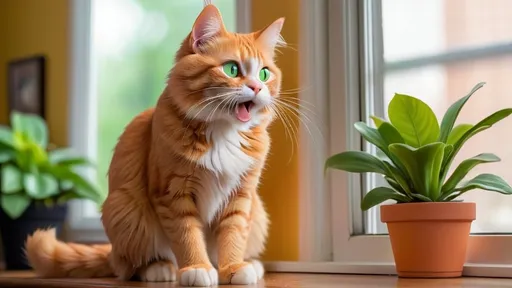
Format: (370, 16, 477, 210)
(181, 91, 240, 143)
(268, 102, 297, 163)
(184, 86, 242, 97)
(272, 98, 324, 152)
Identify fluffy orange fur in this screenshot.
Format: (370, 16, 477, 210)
(24, 3, 285, 287)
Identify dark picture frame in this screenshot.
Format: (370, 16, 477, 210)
(7, 55, 46, 119)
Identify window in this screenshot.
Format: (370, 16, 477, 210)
(68, 0, 246, 242)
(301, 0, 512, 276)
(290, 0, 512, 277)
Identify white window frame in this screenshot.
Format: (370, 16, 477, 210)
(267, 0, 512, 278)
(66, 0, 252, 243)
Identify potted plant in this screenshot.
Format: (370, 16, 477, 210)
(0, 111, 104, 270)
(325, 82, 512, 278)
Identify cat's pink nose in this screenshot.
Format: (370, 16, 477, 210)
(247, 81, 262, 94)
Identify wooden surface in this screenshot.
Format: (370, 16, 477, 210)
(1, 271, 512, 287)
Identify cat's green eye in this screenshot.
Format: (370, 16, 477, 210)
(223, 61, 239, 78)
(259, 67, 270, 82)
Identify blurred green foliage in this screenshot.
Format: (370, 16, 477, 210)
(96, 0, 236, 193)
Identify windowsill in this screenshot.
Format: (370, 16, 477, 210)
(1, 270, 511, 287)
(265, 261, 512, 278)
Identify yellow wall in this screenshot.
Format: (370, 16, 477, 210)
(252, 0, 300, 261)
(0, 0, 300, 261)
(0, 0, 69, 146)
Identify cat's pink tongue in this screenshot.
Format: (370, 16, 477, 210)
(236, 103, 251, 122)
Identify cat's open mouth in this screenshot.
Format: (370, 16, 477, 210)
(235, 101, 255, 122)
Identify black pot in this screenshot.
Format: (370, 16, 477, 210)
(0, 202, 68, 270)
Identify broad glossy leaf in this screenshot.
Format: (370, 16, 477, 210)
(325, 151, 388, 175)
(46, 165, 103, 202)
(389, 142, 445, 200)
(383, 161, 413, 196)
(438, 191, 461, 202)
(447, 124, 473, 145)
(385, 177, 406, 195)
(1, 164, 22, 194)
(443, 108, 512, 178)
(442, 153, 500, 194)
(354, 122, 388, 153)
(410, 193, 433, 202)
(49, 148, 93, 166)
(0, 126, 15, 148)
(23, 173, 59, 199)
(377, 122, 404, 145)
(1, 193, 31, 219)
(455, 173, 512, 195)
(11, 111, 49, 149)
(361, 187, 410, 210)
(388, 94, 440, 147)
(370, 116, 387, 128)
(438, 82, 485, 142)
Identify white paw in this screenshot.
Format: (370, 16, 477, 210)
(231, 264, 258, 285)
(140, 262, 176, 282)
(250, 259, 265, 280)
(179, 268, 218, 287)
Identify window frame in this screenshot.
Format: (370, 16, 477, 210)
(268, 0, 512, 278)
(66, 0, 252, 243)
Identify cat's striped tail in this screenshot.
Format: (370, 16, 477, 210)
(24, 228, 114, 278)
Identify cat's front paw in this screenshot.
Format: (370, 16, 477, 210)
(219, 262, 258, 285)
(138, 261, 177, 282)
(178, 264, 218, 287)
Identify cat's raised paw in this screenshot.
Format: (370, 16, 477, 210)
(138, 261, 177, 282)
(178, 265, 218, 287)
(219, 262, 258, 285)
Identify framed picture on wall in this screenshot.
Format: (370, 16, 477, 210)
(7, 55, 46, 119)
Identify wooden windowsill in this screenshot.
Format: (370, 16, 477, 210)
(1, 271, 512, 287)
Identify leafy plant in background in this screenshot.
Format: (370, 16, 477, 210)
(0, 111, 105, 219)
(325, 82, 512, 210)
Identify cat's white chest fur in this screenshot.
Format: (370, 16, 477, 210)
(196, 122, 254, 224)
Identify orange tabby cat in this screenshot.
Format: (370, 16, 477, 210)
(24, 3, 285, 287)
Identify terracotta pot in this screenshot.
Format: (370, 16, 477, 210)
(381, 202, 476, 278)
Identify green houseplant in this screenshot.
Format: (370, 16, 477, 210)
(0, 111, 104, 270)
(325, 82, 512, 278)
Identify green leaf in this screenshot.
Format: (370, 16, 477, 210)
(56, 190, 82, 204)
(48, 148, 94, 166)
(370, 116, 387, 128)
(46, 165, 103, 203)
(382, 161, 413, 196)
(438, 82, 485, 142)
(442, 108, 512, 179)
(11, 111, 49, 149)
(0, 126, 15, 148)
(361, 187, 410, 210)
(23, 173, 59, 199)
(354, 122, 389, 153)
(389, 142, 445, 200)
(410, 193, 433, 202)
(442, 153, 501, 194)
(1, 193, 31, 219)
(325, 151, 388, 175)
(388, 93, 440, 147)
(455, 173, 512, 195)
(385, 177, 407, 195)
(377, 122, 404, 145)
(0, 150, 15, 163)
(447, 124, 473, 145)
(1, 164, 22, 194)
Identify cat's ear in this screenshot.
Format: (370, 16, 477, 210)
(256, 17, 286, 50)
(191, 4, 226, 52)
